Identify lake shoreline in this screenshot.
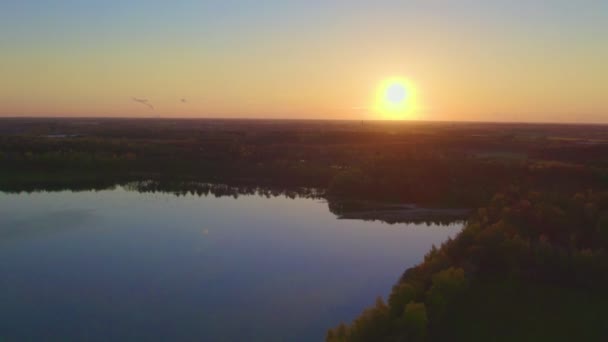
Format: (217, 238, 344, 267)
(337, 207, 471, 223)
(328, 199, 471, 224)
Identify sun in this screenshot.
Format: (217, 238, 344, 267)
(386, 83, 406, 104)
(374, 77, 419, 120)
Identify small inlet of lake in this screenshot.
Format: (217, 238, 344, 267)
(0, 186, 462, 341)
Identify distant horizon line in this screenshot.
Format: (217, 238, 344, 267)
(1, 115, 608, 126)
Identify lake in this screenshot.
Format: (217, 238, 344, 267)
(0, 186, 461, 341)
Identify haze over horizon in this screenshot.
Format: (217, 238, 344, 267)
(1, 1, 607, 123)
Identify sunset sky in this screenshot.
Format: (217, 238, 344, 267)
(1, 1, 607, 122)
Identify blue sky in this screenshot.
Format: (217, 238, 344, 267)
(1, 1, 607, 121)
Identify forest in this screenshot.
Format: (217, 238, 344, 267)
(2, 118, 607, 206)
(3, 118, 608, 340)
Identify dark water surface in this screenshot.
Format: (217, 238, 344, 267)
(0, 187, 461, 341)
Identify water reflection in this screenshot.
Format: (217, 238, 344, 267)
(3, 180, 469, 225)
(0, 182, 463, 341)
(0, 209, 95, 242)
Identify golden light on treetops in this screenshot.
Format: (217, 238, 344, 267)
(374, 77, 420, 120)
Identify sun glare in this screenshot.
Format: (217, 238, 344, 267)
(375, 77, 419, 120)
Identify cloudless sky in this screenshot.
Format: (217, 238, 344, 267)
(1, 1, 607, 122)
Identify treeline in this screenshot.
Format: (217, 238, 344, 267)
(327, 188, 608, 341)
(3, 120, 608, 208)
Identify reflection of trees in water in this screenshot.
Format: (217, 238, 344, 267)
(1, 179, 464, 226)
(130, 181, 466, 225)
(123, 180, 325, 200)
(0, 178, 126, 193)
(0, 178, 325, 199)
(327, 198, 467, 226)
(345, 215, 465, 227)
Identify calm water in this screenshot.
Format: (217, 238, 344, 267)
(0, 187, 461, 341)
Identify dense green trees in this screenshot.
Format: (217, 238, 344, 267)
(401, 302, 428, 342)
(326, 267, 466, 342)
(328, 189, 608, 341)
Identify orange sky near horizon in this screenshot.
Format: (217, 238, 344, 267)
(1, 1, 607, 123)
